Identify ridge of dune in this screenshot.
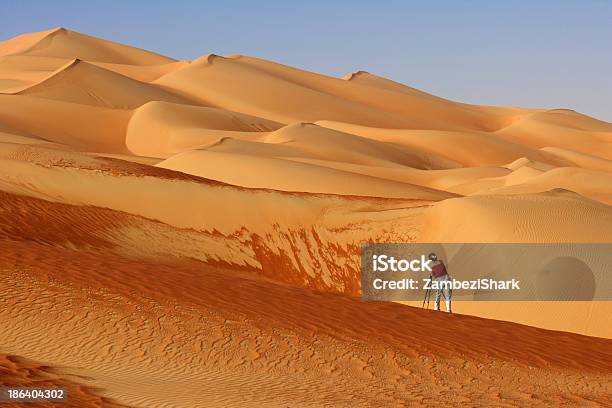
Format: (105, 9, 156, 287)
(495, 110, 612, 160)
(157, 148, 457, 200)
(219, 55, 521, 131)
(464, 167, 612, 205)
(342, 70, 535, 125)
(341, 69, 370, 81)
(156, 54, 527, 131)
(0, 54, 72, 92)
(155, 55, 419, 127)
(7, 57, 82, 92)
(0, 148, 610, 337)
(0, 144, 434, 293)
(261, 122, 454, 169)
(341, 69, 460, 102)
(280, 158, 512, 192)
(504, 157, 556, 172)
(153, 121, 466, 196)
(0, 27, 175, 65)
(540, 146, 612, 172)
(0, 56, 188, 93)
(3, 58, 195, 108)
(0, 27, 64, 57)
(126, 101, 283, 157)
(316, 120, 574, 167)
(419, 189, 612, 243)
(202, 53, 225, 64)
(0, 94, 130, 152)
(0, 143, 609, 303)
(533, 109, 612, 131)
(174, 53, 225, 68)
(91, 60, 189, 82)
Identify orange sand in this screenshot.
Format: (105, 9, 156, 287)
(0, 28, 611, 407)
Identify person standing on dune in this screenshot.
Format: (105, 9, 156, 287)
(429, 253, 452, 313)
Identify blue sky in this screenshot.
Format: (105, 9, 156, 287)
(2, 1, 611, 121)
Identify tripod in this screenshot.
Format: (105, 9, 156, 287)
(422, 287, 431, 309)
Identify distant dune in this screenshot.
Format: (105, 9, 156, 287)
(7, 58, 194, 108)
(0, 28, 611, 407)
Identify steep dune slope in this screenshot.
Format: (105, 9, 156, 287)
(0, 95, 129, 152)
(221, 122, 455, 169)
(344, 69, 447, 96)
(0, 29, 58, 56)
(1, 237, 611, 407)
(453, 167, 612, 204)
(156, 55, 431, 127)
(541, 146, 612, 172)
(279, 159, 511, 192)
(0, 144, 610, 321)
(419, 189, 612, 243)
(343, 70, 528, 118)
(0, 56, 187, 94)
(126, 101, 283, 157)
(0, 27, 175, 65)
(156, 122, 464, 196)
(316, 120, 571, 167)
(158, 148, 457, 199)
(0, 144, 433, 293)
(234, 56, 520, 131)
(0, 187, 611, 407)
(91, 60, 189, 82)
(5, 59, 195, 108)
(496, 110, 612, 160)
(0, 55, 69, 92)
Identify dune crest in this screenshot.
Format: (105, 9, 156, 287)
(3, 58, 193, 108)
(0, 27, 175, 64)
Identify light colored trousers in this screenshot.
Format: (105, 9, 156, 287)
(434, 274, 452, 313)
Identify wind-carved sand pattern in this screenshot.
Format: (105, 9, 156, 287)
(0, 28, 611, 407)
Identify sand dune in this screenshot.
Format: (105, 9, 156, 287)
(456, 167, 612, 204)
(4, 58, 194, 109)
(0, 143, 607, 317)
(0, 94, 129, 152)
(316, 120, 575, 167)
(0, 55, 69, 92)
(540, 146, 612, 172)
(0, 27, 174, 65)
(0, 56, 187, 95)
(495, 110, 612, 160)
(156, 54, 436, 127)
(126, 101, 282, 157)
(0, 28, 611, 407)
(0, 189, 611, 406)
(156, 122, 465, 196)
(158, 148, 457, 199)
(91, 60, 189, 82)
(419, 189, 612, 243)
(228, 56, 521, 131)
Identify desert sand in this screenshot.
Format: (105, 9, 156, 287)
(0, 28, 611, 407)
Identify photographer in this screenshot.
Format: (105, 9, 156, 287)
(428, 253, 452, 313)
